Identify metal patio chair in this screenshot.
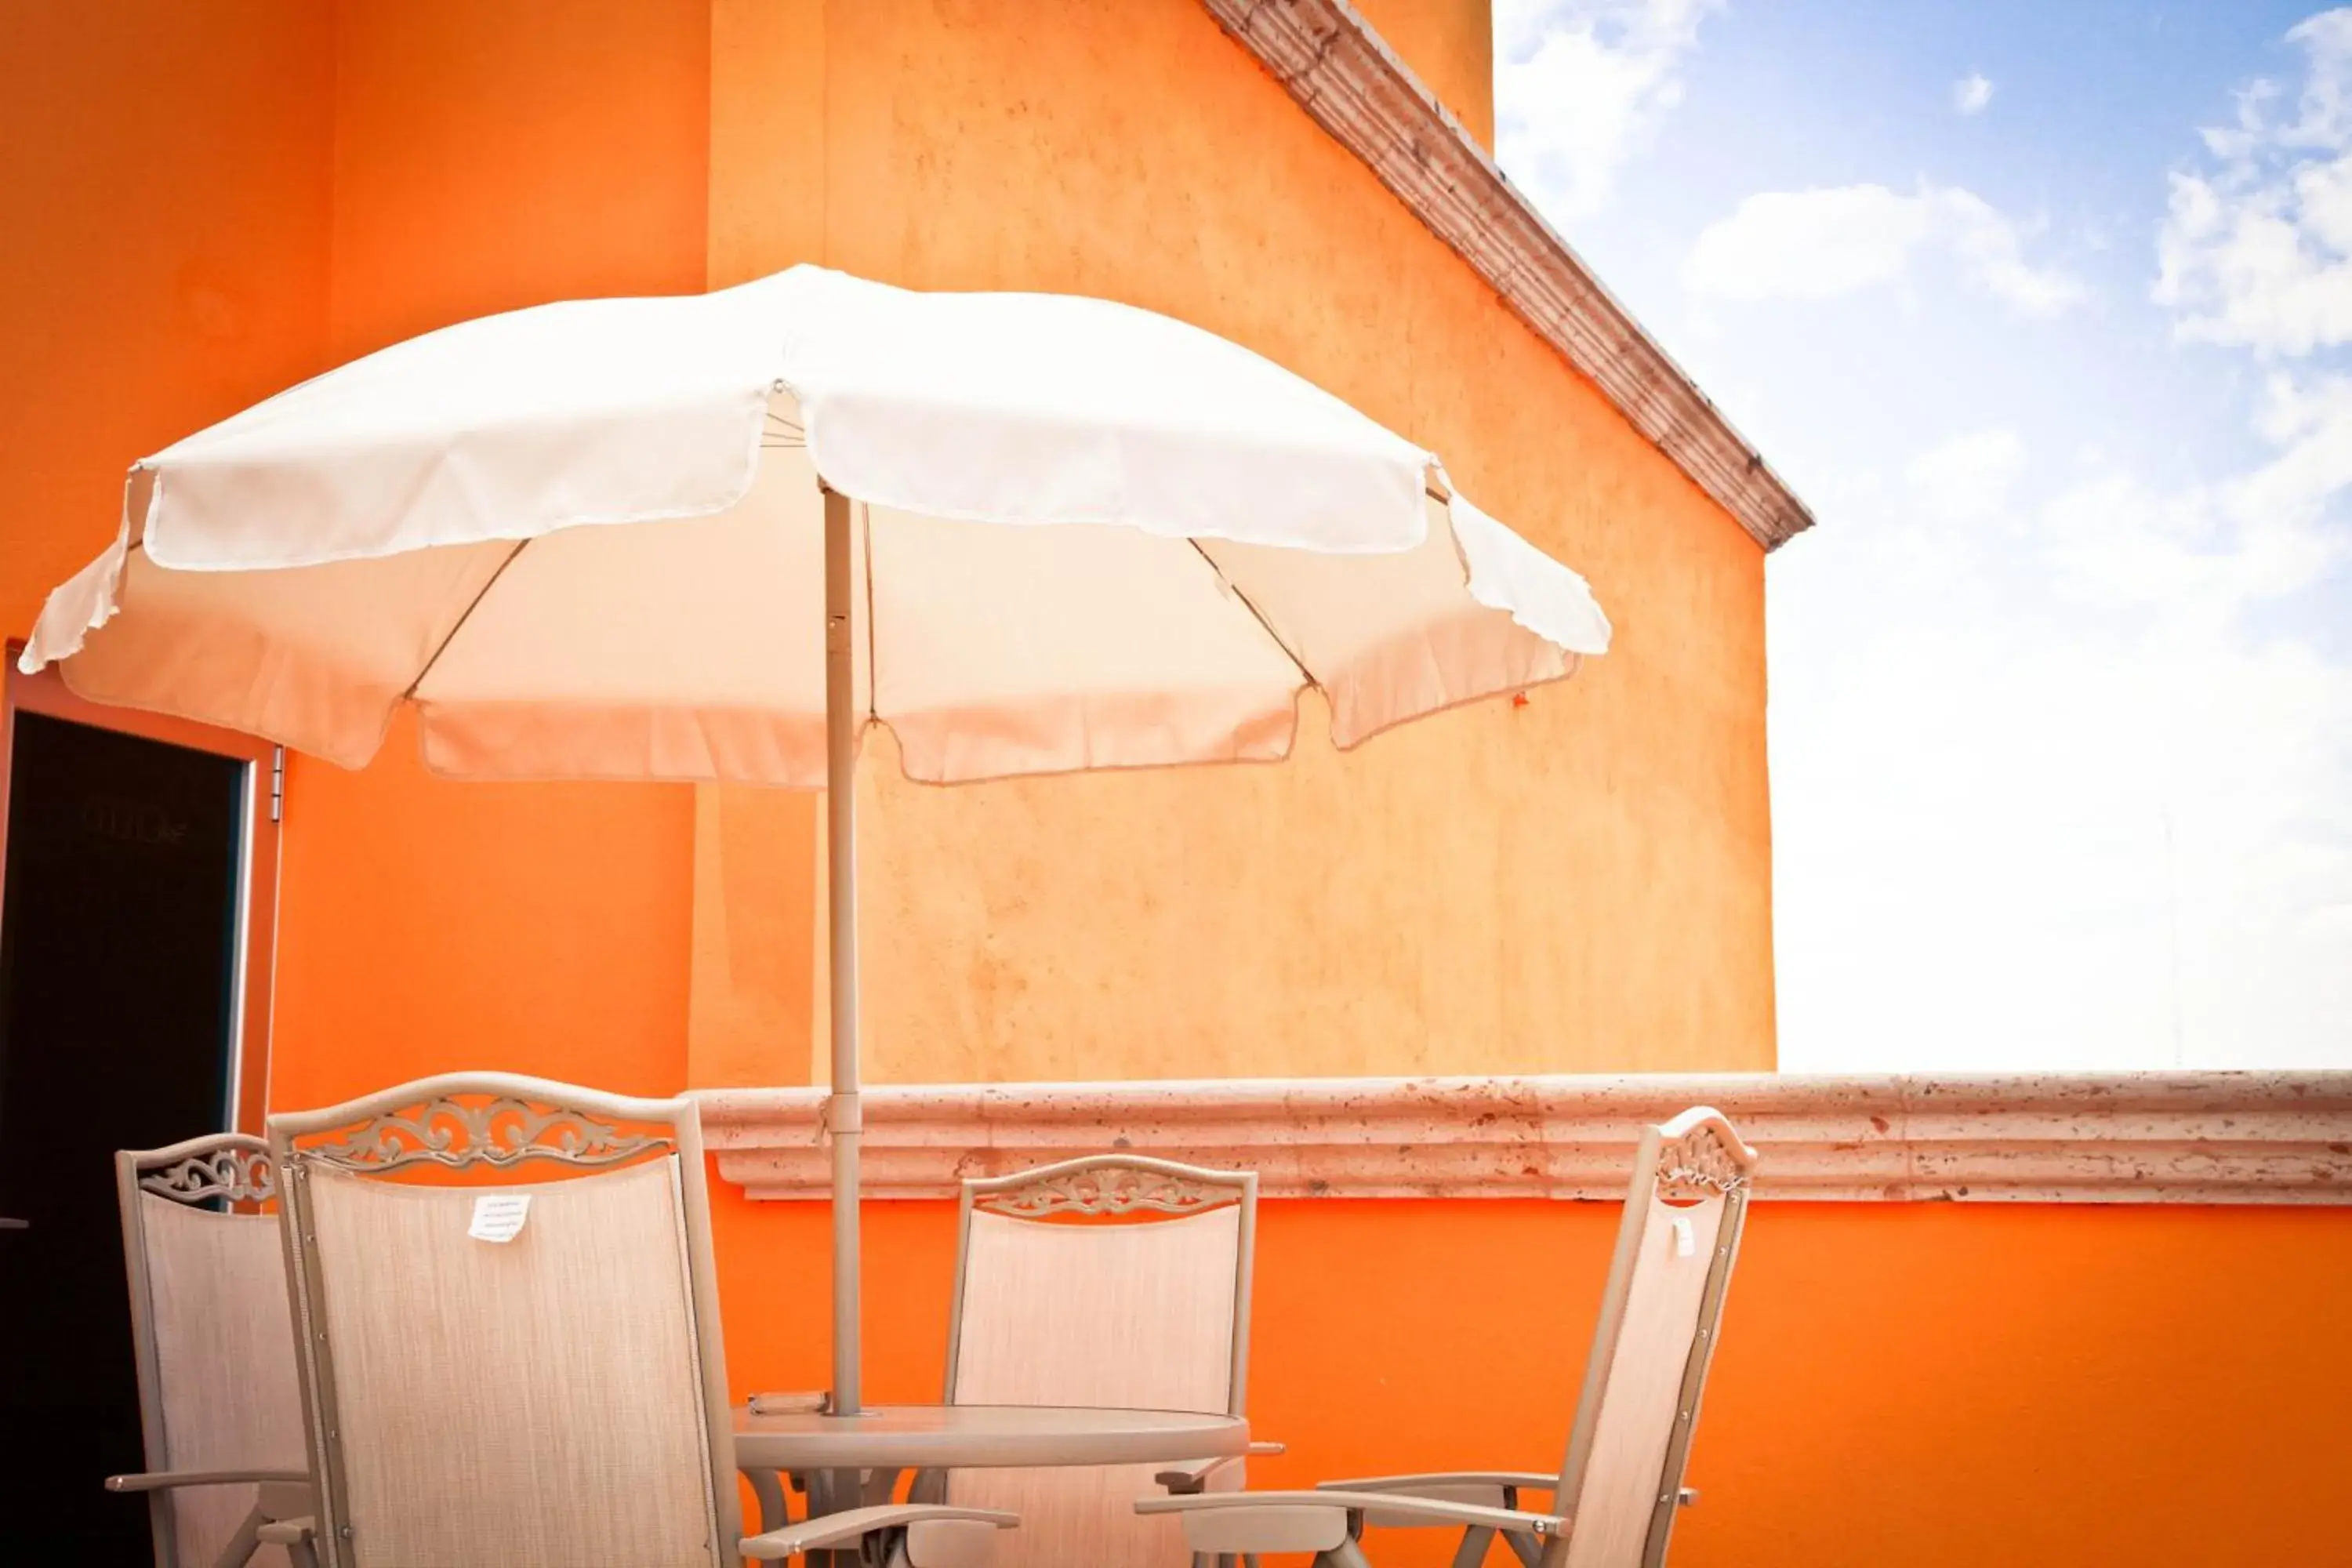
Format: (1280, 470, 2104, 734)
(108, 1134, 314, 1568)
(265, 1073, 1017, 1568)
(917, 1155, 1277, 1568)
(1138, 1109, 1758, 1568)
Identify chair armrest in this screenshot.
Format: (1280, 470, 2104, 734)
(1318, 1472, 1554, 1495)
(256, 1517, 314, 1547)
(1316, 1472, 1557, 1525)
(105, 1470, 310, 1494)
(1138, 1488, 1564, 1554)
(740, 1503, 1018, 1563)
(1157, 1442, 1287, 1494)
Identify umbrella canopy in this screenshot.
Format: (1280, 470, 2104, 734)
(21, 264, 1610, 1408)
(26, 267, 1607, 779)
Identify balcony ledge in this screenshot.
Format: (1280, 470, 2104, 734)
(696, 1071, 2352, 1205)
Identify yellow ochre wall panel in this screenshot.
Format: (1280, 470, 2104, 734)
(693, 0, 1773, 1083)
(1355, 0, 1497, 147)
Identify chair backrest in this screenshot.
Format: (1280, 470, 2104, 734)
(1551, 1109, 1757, 1568)
(945, 1155, 1258, 1568)
(267, 1075, 736, 1568)
(117, 1134, 309, 1568)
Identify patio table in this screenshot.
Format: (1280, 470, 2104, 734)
(733, 1403, 1250, 1534)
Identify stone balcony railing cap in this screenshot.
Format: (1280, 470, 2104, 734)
(696, 1070, 2352, 1205)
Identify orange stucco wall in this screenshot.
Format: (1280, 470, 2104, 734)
(276, 0, 712, 1109)
(2, 1, 711, 1109)
(713, 1190, 2352, 1566)
(0, 0, 333, 653)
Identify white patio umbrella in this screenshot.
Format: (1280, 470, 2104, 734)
(22, 265, 1610, 1411)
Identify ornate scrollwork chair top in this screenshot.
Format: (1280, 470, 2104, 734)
(266, 1072, 1015, 1568)
(111, 1133, 312, 1568)
(1138, 1109, 1759, 1568)
(930, 1154, 1270, 1568)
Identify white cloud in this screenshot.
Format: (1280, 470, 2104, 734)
(1883, 378, 2345, 630)
(2036, 372, 2350, 609)
(1685, 182, 2085, 315)
(1907, 427, 2028, 524)
(1773, 379, 2352, 1073)
(1773, 593, 2352, 1072)
(2155, 9, 2352, 354)
(1952, 72, 1995, 116)
(1494, 0, 1723, 220)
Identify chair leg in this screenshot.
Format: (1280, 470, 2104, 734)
(750, 1468, 792, 1534)
(1449, 1526, 1495, 1568)
(207, 1504, 267, 1568)
(285, 1537, 321, 1568)
(1315, 1541, 1373, 1568)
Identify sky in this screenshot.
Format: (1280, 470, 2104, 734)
(1491, 2, 2352, 1072)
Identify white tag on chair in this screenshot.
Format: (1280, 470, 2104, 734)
(1671, 1216, 1695, 1258)
(468, 1193, 532, 1243)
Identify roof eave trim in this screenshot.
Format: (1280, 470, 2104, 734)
(1200, 0, 1814, 551)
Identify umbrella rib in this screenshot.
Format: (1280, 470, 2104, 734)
(1185, 539, 1317, 688)
(401, 538, 532, 701)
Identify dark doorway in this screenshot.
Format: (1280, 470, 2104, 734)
(0, 708, 255, 1564)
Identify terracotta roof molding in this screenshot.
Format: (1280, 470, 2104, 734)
(699, 1071, 2352, 1205)
(1200, 0, 1813, 550)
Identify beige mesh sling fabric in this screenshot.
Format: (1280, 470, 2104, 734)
(1137, 1109, 1759, 1568)
(1550, 1118, 1748, 1568)
(267, 1073, 1016, 1568)
(940, 1156, 1259, 1568)
(111, 1135, 311, 1568)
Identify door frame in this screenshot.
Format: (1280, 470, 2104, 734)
(0, 641, 281, 1137)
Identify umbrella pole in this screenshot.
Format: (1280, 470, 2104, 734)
(822, 484, 863, 1416)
